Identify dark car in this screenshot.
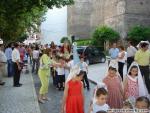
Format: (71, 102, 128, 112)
(77, 46, 106, 64)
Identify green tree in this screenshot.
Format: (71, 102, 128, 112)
(91, 26, 120, 46)
(60, 37, 71, 44)
(0, 0, 74, 42)
(127, 25, 150, 45)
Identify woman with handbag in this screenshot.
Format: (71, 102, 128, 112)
(38, 49, 51, 103)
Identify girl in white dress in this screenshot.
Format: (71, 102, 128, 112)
(89, 83, 109, 113)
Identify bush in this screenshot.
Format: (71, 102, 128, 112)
(60, 37, 71, 44)
(91, 26, 120, 46)
(127, 25, 150, 45)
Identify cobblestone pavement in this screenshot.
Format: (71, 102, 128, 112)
(33, 73, 95, 113)
(0, 70, 41, 113)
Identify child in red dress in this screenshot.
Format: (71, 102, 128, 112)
(61, 70, 85, 113)
(103, 66, 124, 109)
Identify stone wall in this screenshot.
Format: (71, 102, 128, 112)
(67, 0, 92, 38)
(67, 0, 150, 39)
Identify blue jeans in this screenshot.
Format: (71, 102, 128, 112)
(7, 59, 13, 77)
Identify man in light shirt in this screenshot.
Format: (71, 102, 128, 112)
(108, 43, 119, 65)
(12, 43, 22, 87)
(5, 43, 13, 77)
(135, 42, 150, 94)
(127, 41, 137, 70)
(0, 42, 7, 85)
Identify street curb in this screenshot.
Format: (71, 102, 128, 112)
(30, 72, 41, 113)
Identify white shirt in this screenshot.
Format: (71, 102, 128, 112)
(118, 51, 126, 63)
(67, 60, 75, 69)
(127, 46, 137, 57)
(57, 67, 65, 75)
(32, 50, 40, 59)
(80, 62, 88, 73)
(92, 103, 109, 113)
(0, 50, 7, 63)
(12, 48, 20, 62)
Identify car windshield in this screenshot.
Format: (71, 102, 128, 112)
(77, 47, 84, 54)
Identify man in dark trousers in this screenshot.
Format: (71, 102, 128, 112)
(135, 42, 150, 94)
(12, 43, 22, 87)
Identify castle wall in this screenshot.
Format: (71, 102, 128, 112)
(67, 0, 150, 39)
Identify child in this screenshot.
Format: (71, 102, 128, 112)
(135, 96, 150, 113)
(123, 100, 133, 109)
(124, 62, 149, 100)
(61, 67, 85, 113)
(51, 53, 58, 87)
(122, 100, 134, 113)
(103, 66, 124, 108)
(89, 87, 109, 113)
(79, 56, 90, 90)
(56, 56, 66, 91)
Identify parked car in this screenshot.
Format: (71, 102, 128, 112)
(77, 46, 106, 64)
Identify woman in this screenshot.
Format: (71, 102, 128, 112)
(38, 49, 51, 103)
(117, 46, 126, 80)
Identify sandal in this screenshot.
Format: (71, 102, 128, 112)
(38, 99, 45, 104)
(43, 97, 51, 101)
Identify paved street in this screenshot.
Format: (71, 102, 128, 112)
(33, 61, 127, 113)
(0, 68, 41, 113)
(33, 73, 95, 113)
(0, 62, 127, 113)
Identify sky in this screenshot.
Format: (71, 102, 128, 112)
(40, 7, 67, 45)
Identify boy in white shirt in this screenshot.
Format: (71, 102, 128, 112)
(79, 56, 90, 90)
(56, 56, 66, 91)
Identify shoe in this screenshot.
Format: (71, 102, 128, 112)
(19, 83, 23, 86)
(0, 82, 5, 86)
(87, 87, 90, 91)
(58, 87, 61, 91)
(38, 99, 45, 104)
(43, 97, 51, 101)
(13, 84, 21, 87)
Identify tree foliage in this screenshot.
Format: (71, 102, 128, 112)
(127, 25, 150, 45)
(60, 37, 71, 44)
(91, 26, 120, 46)
(75, 39, 92, 46)
(0, 0, 74, 42)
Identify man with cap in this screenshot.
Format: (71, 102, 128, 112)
(0, 39, 7, 85)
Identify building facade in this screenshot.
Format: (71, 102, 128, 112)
(67, 0, 150, 39)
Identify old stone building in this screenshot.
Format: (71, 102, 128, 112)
(67, 0, 150, 39)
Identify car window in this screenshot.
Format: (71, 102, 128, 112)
(77, 48, 84, 54)
(84, 47, 90, 55)
(93, 48, 100, 55)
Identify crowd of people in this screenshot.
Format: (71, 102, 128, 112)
(0, 39, 150, 113)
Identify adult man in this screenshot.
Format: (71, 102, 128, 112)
(108, 43, 119, 65)
(0, 39, 7, 85)
(127, 41, 137, 70)
(135, 42, 150, 94)
(5, 43, 13, 77)
(12, 43, 22, 87)
(109, 43, 119, 59)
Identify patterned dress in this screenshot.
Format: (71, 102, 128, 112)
(124, 76, 139, 99)
(103, 75, 123, 108)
